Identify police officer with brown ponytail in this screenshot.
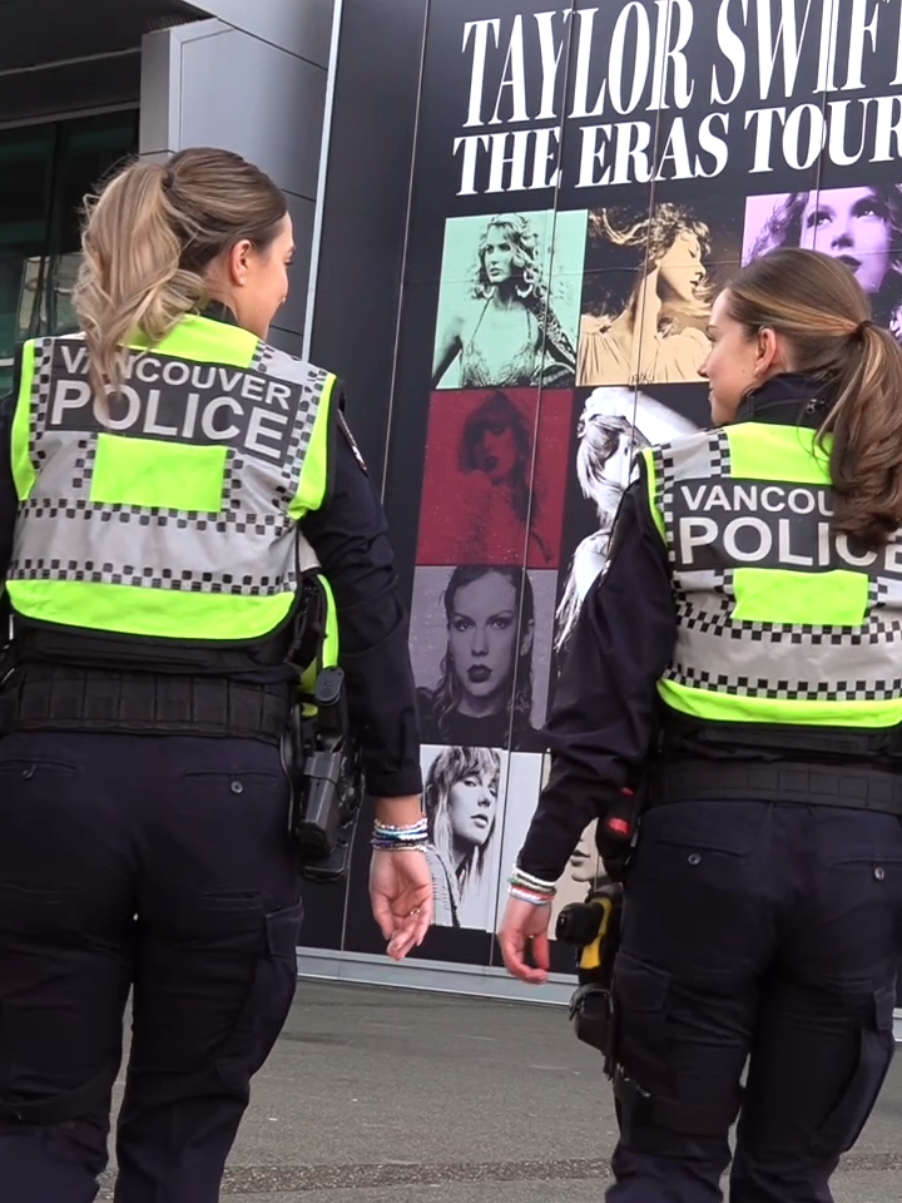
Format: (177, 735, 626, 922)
(0, 148, 432, 1202)
(500, 248, 902, 1202)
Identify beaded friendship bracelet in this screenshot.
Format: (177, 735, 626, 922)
(509, 886, 553, 906)
(371, 817, 429, 852)
(508, 866, 557, 906)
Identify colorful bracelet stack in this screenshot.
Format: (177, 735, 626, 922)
(371, 817, 429, 851)
(508, 866, 557, 906)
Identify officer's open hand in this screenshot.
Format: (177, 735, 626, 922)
(498, 896, 552, 984)
(369, 849, 434, 961)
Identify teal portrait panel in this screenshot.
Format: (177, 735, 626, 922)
(432, 208, 587, 391)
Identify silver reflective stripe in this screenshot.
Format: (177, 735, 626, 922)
(297, 532, 320, 574)
(9, 334, 329, 598)
(667, 606, 902, 701)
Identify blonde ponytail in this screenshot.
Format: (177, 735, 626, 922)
(72, 148, 287, 399)
(74, 161, 205, 398)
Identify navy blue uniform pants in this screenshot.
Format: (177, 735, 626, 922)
(606, 800, 902, 1203)
(0, 731, 303, 1203)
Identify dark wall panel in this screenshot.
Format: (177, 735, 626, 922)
(308, 0, 429, 483)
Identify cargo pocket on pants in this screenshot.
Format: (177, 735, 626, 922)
(613, 954, 672, 1091)
(810, 983, 896, 1159)
(613, 953, 745, 1145)
(215, 900, 304, 1095)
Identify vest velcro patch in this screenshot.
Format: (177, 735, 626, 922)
(672, 477, 902, 580)
(45, 342, 305, 463)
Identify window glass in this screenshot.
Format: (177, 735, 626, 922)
(0, 110, 138, 394)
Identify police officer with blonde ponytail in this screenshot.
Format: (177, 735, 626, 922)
(0, 148, 431, 1201)
(500, 247, 902, 1202)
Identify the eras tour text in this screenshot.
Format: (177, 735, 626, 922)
(453, 1, 902, 195)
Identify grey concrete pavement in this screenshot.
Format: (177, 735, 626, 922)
(100, 979, 902, 1200)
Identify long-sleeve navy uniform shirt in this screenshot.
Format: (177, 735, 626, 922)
(518, 469, 677, 881)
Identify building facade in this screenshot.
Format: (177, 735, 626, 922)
(0, 0, 334, 391)
(4, 0, 902, 1014)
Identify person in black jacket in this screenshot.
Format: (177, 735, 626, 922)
(0, 147, 430, 1203)
(499, 248, 902, 1203)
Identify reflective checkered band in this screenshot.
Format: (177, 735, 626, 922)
(250, 341, 327, 474)
(9, 331, 330, 599)
(670, 664, 900, 702)
(674, 579, 895, 647)
(652, 429, 730, 571)
(30, 338, 53, 465)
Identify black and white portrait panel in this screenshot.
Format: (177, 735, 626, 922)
(537, 755, 608, 936)
(410, 566, 557, 751)
(421, 744, 506, 932)
(548, 818, 611, 936)
(491, 752, 597, 941)
(555, 387, 699, 654)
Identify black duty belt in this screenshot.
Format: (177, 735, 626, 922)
(0, 664, 292, 742)
(650, 760, 902, 817)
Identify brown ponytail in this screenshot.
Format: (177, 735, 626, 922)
(73, 147, 287, 399)
(726, 248, 902, 549)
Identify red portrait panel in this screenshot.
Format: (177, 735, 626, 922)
(416, 389, 573, 570)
